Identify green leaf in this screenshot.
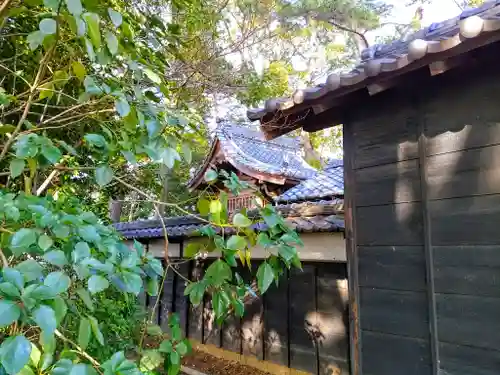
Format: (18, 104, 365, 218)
(29, 343, 41, 367)
(181, 143, 192, 164)
(184, 242, 203, 258)
(209, 200, 222, 214)
(146, 324, 163, 336)
(88, 316, 104, 345)
(57, 140, 77, 156)
(10, 228, 37, 254)
(84, 133, 107, 148)
(75, 16, 86, 36)
(176, 341, 188, 356)
(66, 0, 82, 16)
(278, 244, 297, 262)
(43, 250, 68, 267)
(226, 235, 247, 251)
(27, 31, 44, 50)
(0, 282, 21, 298)
(39, 18, 57, 35)
(196, 199, 210, 216)
(115, 98, 129, 117)
(83, 13, 101, 48)
(0, 124, 15, 134)
(170, 351, 180, 366)
(159, 340, 172, 353)
(4, 268, 24, 290)
(33, 305, 57, 335)
(257, 262, 274, 294)
(39, 334, 56, 355)
(204, 169, 218, 182)
(0, 336, 32, 375)
(144, 68, 161, 84)
(15, 259, 43, 282)
(73, 241, 90, 263)
(41, 144, 62, 164)
(76, 288, 94, 311)
(71, 61, 86, 82)
(53, 224, 70, 239)
(95, 165, 113, 186)
(44, 271, 70, 295)
(139, 350, 162, 372)
(78, 317, 91, 350)
(105, 31, 118, 55)
(69, 364, 97, 375)
(79, 225, 100, 242)
(121, 151, 137, 165)
(161, 148, 180, 168)
(38, 234, 53, 252)
(204, 259, 231, 286)
(40, 353, 54, 371)
(43, 0, 60, 10)
(145, 119, 161, 138)
(232, 213, 252, 227)
(185, 282, 205, 306)
(146, 278, 158, 296)
(87, 275, 109, 294)
(84, 38, 95, 62)
(108, 8, 122, 27)
(50, 296, 67, 324)
(10, 159, 25, 178)
(256, 232, 273, 247)
(0, 300, 21, 327)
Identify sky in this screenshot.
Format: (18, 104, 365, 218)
(368, 0, 466, 43)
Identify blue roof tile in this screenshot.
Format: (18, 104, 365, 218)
(276, 159, 344, 202)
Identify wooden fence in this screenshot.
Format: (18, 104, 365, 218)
(139, 250, 350, 375)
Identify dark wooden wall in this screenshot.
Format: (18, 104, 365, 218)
(344, 47, 500, 375)
(139, 244, 350, 375)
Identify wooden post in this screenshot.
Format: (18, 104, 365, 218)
(343, 120, 362, 375)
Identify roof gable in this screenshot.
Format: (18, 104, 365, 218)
(188, 122, 316, 189)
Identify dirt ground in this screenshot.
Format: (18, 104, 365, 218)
(182, 350, 272, 375)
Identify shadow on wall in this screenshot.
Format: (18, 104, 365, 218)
(351, 47, 500, 375)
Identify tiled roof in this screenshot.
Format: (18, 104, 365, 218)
(114, 200, 344, 239)
(276, 159, 344, 202)
(188, 122, 316, 188)
(247, 1, 500, 126)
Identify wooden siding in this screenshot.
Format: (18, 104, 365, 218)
(345, 57, 500, 375)
(140, 255, 349, 375)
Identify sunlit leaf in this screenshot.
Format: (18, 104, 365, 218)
(33, 305, 57, 335)
(66, 0, 82, 16)
(39, 19, 57, 35)
(44, 271, 71, 295)
(78, 317, 91, 350)
(87, 275, 109, 294)
(108, 8, 122, 27)
(105, 31, 119, 55)
(0, 336, 32, 375)
(257, 262, 274, 294)
(144, 68, 161, 84)
(71, 61, 86, 81)
(115, 98, 130, 117)
(204, 169, 218, 182)
(0, 300, 21, 328)
(88, 316, 104, 345)
(10, 159, 25, 178)
(43, 250, 68, 267)
(232, 213, 252, 227)
(83, 13, 101, 48)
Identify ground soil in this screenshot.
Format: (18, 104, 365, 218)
(182, 349, 272, 375)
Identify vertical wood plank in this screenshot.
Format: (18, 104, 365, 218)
(289, 265, 318, 374)
(264, 274, 289, 366)
(344, 119, 360, 375)
(160, 261, 175, 331)
(241, 263, 264, 360)
(187, 259, 204, 342)
(418, 99, 440, 375)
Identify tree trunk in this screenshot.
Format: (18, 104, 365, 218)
(108, 198, 123, 223)
(300, 130, 323, 168)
